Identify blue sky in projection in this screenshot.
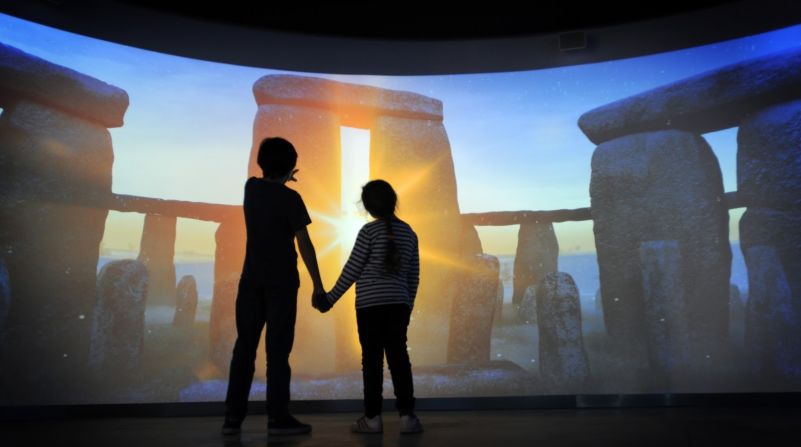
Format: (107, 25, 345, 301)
(1, 13, 800, 253)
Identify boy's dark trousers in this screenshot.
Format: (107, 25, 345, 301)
(356, 303, 416, 417)
(225, 276, 297, 420)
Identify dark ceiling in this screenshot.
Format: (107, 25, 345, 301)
(116, 0, 744, 39)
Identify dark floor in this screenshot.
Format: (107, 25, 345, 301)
(3, 407, 801, 447)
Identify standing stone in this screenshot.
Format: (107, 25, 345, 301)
(729, 284, 745, 347)
(372, 115, 462, 366)
(173, 275, 198, 328)
(248, 74, 474, 371)
(0, 100, 117, 403)
(639, 241, 691, 387)
(460, 222, 483, 258)
(513, 222, 558, 306)
(738, 101, 801, 382)
(536, 272, 590, 389)
(737, 100, 801, 210)
(739, 208, 801, 291)
(518, 285, 537, 325)
(0, 44, 127, 403)
(209, 218, 245, 374)
(249, 99, 347, 374)
(493, 280, 505, 325)
(89, 260, 148, 375)
(590, 130, 731, 355)
(743, 245, 801, 381)
(138, 214, 177, 306)
(447, 254, 499, 364)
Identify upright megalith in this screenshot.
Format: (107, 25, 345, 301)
(230, 74, 473, 373)
(737, 100, 801, 210)
(513, 222, 558, 306)
(589, 130, 731, 357)
(371, 112, 464, 365)
(173, 275, 198, 329)
(536, 272, 590, 389)
(0, 43, 128, 403)
(742, 244, 801, 382)
(518, 285, 537, 325)
(249, 81, 349, 373)
(138, 214, 177, 306)
(460, 222, 483, 258)
(738, 100, 801, 382)
(90, 260, 148, 376)
(209, 218, 245, 374)
(639, 240, 691, 387)
(447, 254, 499, 365)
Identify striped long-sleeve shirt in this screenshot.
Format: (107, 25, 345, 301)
(326, 218, 420, 310)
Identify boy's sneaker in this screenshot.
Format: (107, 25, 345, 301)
(399, 414, 423, 434)
(351, 415, 383, 433)
(267, 414, 312, 436)
(220, 418, 242, 436)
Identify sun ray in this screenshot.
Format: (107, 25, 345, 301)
(393, 154, 448, 196)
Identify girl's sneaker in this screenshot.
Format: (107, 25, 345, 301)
(351, 415, 383, 433)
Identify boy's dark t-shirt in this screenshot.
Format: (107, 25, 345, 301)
(241, 177, 312, 289)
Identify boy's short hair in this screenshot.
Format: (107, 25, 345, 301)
(257, 137, 297, 179)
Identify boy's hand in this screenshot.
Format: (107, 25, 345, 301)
(312, 291, 332, 313)
(288, 169, 299, 182)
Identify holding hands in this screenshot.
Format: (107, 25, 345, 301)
(311, 287, 333, 313)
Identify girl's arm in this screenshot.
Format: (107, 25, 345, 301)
(327, 226, 371, 306)
(407, 231, 420, 311)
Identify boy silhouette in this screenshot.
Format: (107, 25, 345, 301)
(222, 137, 324, 436)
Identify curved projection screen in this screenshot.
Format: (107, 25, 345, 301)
(1, 12, 800, 405)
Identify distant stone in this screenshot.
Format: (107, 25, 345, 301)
(513, 222, 558, 306)
(518, 285, 537, 325)
(448, 254, 500, 364)
(90, 260, 148, 374)
(460, 222, 483, 258)
(536, 272, 590, 389)
(138, 215, 176, 306)
(493, 280, 505, 325)
(743, 244, 801, 381)
(173, 275, 198, 328)
(639, 240, 691, 386)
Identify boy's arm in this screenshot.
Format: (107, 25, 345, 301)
(296, 228, 324, 293)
